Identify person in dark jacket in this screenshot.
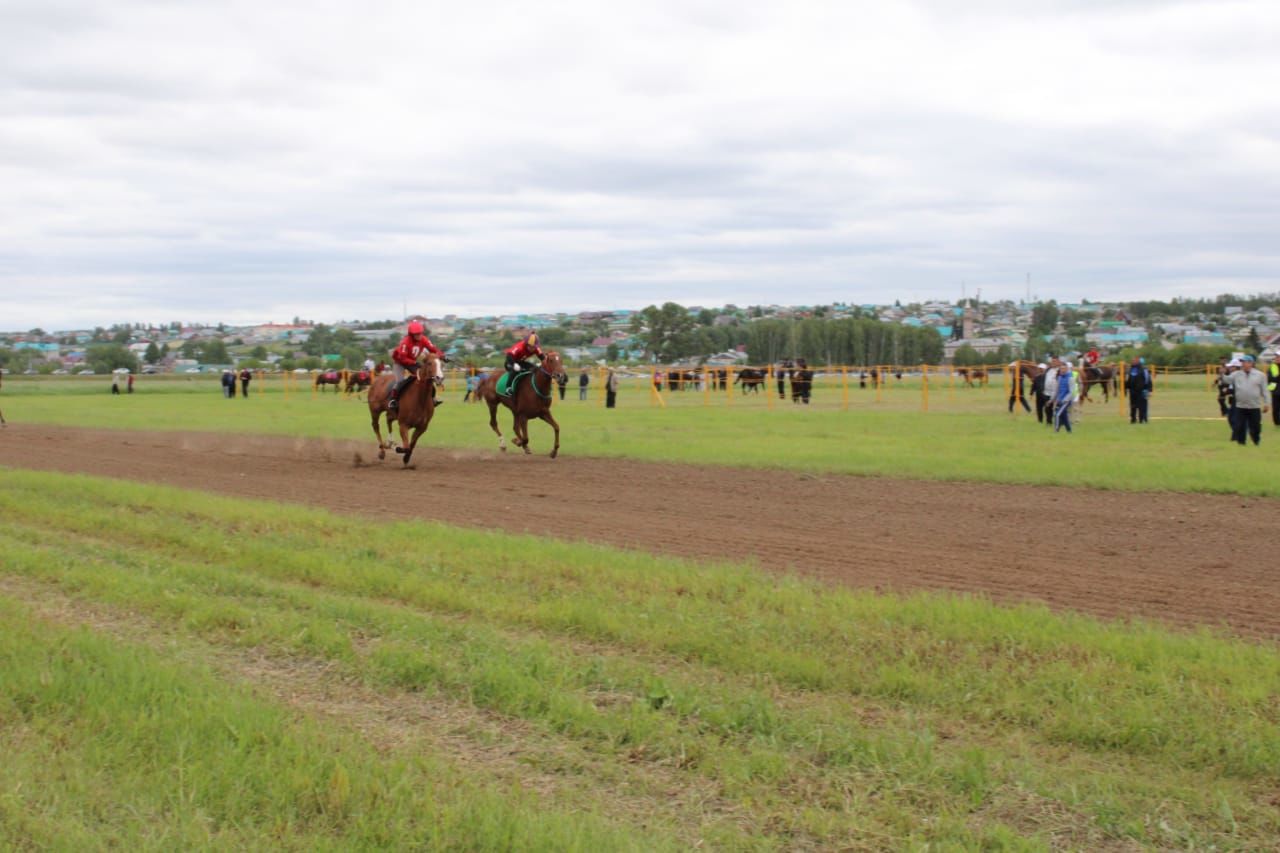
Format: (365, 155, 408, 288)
(239, 368, 252, 398)
(578, 369, 590, 400)
(556, 371, 567, 401)
(1124, 357, 1152, 424)
(1030, 363, 1048, 423)
(1268, 353, 1280, 426)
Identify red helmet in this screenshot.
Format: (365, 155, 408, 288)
(407, 321, 424, 336)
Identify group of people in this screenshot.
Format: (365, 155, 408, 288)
(1010, 353, 1155, 434)
(220, 368, 252, 398)
(110, 372, 135, 395)
(1216, 355, 1274, 446)
(1020, 356, 1085, 433)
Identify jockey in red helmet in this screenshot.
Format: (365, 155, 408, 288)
(388, 320, 448, 411)
(504, 332, 544, 378)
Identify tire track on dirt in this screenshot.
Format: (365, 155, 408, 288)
(2, 424, 1278, 639)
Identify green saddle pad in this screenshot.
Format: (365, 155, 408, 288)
(496, 371, 526, 397)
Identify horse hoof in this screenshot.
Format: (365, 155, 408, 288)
(550, 449, 558, 459)
(394, 446, 406, 455)
(378, 449, 385, 460)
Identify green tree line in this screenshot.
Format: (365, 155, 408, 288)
(744, 318, 944, 366)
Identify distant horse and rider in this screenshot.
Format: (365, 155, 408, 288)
(476, 350, 565, 458)
(1079, 363, 1119, 402)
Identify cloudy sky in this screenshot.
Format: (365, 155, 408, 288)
(2, 0, 1278, 329)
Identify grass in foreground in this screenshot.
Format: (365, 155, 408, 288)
(1, 468, 1278, 849)
(5, 372, 1278, 496)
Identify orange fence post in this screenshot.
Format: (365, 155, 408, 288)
(921, 364, 929, 412)
(767, 364, 775, 410)
(727, 366, 734, 406)
(1115, 361, 1124, 417)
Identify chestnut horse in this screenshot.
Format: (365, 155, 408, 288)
(1080, 363, 1119, 403)
(955, 366, 989, 387)
(344, 370, 372, 395)
(366, 356, 438, 466)
(314, 370, 343, 393)
(477, 351, 563, 458)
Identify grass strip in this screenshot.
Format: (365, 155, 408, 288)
(0, 596, 664, 852)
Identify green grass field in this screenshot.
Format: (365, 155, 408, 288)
(2, 469, 1278, 849)
(5, 370, 1278, 495)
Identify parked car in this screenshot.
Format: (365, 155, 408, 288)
(75, 368, 95, 375)
(53, 369, 69, 375)
(184, 368, 201, 374)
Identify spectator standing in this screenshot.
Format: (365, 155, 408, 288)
(127, 374, 135, 394)
(1125, 357, 1153, 424)
(1031, 363, 1048, 423)
(111, 373, 121, 395)
(606, 368, 619, 408)
(578, 369, 590, 400)
(221, 369, 235, 398)
(556, 371, 568, 401)
(1216, 356, 1233, 416)
(1007, 361, 1030, 413)
(1042, 358, 1061, 428)
(1268, 353, 1280, 426)
(239, 368, 252, 398)
(1052, 362, 1078, 433)
(1224, 355, 1269, 445)
(463, 371, 477, 402)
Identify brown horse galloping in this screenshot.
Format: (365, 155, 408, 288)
(477, 351, 563, 458)
(366, 356, 439, 466)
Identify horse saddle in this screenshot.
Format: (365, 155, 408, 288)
(496, 371, 529, 398)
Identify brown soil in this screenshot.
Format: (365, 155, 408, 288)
(3, 424, 1277, 639)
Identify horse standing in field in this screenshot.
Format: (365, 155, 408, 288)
(476, 350, 563, 458)
(734, 367, 767, 394)
(366, 355, 439, 466)
(1080, 363, 1119, 403)
(344, 370, 372, 395)
(314, 370, 343, 393)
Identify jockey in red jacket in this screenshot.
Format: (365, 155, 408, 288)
(388, 321, 447, 411)
(504, 333, 544, 377)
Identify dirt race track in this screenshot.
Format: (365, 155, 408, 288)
(3, 424, 1278, 639)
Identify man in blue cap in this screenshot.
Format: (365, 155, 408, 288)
(1223, 355, 1269, 445)
(1125, 356, 1153, 424)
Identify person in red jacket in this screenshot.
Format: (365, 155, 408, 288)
(504, 332, 544, 378)
(388, 321, 447, 411)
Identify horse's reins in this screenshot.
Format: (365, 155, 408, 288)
(532, 364, 556, 400)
